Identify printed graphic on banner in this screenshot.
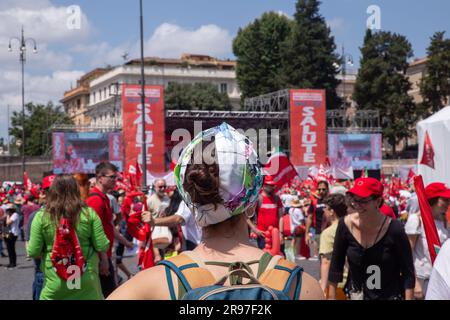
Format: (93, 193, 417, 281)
(52, 132, 123, 174)
(122, 84, 165, 177)
(328, 134, 382, 170)
(289, 89, 326, 167)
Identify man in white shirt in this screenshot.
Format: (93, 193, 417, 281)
(426, 240, 450, 300)
(144, 200, 202, 251)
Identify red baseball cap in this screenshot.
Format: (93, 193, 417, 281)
(42, 175, 56, 190)
(424, 182, 450, 200)
(263, 175, 277, 186)
(348, 177, 384, 198)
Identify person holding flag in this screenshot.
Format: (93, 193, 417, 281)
(405, 182, 450, 299)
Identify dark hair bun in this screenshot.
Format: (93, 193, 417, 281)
(184, 163, 222, 206)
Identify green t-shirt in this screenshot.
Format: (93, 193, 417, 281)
(27, 207, 110, 300)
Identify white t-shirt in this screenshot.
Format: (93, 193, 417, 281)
(405, 213, 449, 279)
(175, 201, 202, 245)
(426, 240, 450, 300)
(280, 194, 297, 208)
(8, 212, 20, 237)
(288, 207, 305, 235)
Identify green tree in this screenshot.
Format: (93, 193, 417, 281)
(165, 82, 231, 110)
(280, 0, 341, 109)
(9, 102, 73, 156)
(420, 31, 450, 116)
(232, 12, 292, 101)
(353, 29, 416, 156)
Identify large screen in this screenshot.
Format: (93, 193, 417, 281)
(328, 134, 382, 170)
(52, 132, 123, 174)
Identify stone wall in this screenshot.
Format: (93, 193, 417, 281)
(0, 156, 52, 183)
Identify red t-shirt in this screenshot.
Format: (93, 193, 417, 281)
(256, 195, 283, 232)
(86, 187, 115, 258)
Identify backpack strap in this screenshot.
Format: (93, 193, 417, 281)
(157, 252, 216, 300)
(259, 257, 304, 300)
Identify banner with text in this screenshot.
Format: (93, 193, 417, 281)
(122, 84, 165, 178)
(289, 89, 326, 167)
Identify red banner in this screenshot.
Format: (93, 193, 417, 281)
(122, 85, 165, 178)
(289, 89, 326, 167)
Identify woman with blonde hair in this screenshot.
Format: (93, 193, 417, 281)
(108, 123, 324, 300)
(28, 174, 110, 299)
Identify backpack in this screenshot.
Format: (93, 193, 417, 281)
(157, 251, 303, 300)
(50, 217, 86, 281)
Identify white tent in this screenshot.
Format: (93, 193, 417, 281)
(417, 105, 450, 186)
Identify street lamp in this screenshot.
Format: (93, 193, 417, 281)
(8, 26, 38, 183)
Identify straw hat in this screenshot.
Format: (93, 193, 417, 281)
(290, 198, 303, 208)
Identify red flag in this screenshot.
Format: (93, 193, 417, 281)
(420, 131, 435, 169)
(389, 175, 400, 197)
(127, 164, 137, 190)
(135, 160, 143, 188)
(263, 152, 298, 191)
(23, 172, 32, 191)
(413, 175, 441, 264)
(407, 168, 415, 185)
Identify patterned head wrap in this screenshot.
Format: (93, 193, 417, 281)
(174, 123, 263, 227)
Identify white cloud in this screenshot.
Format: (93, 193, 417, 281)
(0, 6, 91, 43)
(145, 23, 233, 58)
(0, 69, 84, 106)
(70, 22, 234, 68)
(0, 69, 85, 138)
(327, 18, 346, 36)
(0, 0, 51, 11)
(276, 10, 290, 18)
(0, 39, 73, 70)
(70, 42, 132, 68)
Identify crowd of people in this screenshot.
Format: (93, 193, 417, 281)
(1, 126, 450, 300)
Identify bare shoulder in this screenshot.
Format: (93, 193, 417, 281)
(299, 271, 325, 300)
(107, 265, 171, 300)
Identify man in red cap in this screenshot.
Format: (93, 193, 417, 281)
(250, 175, 284, 250)
(405, 182, 450, 299)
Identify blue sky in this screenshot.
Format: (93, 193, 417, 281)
(0, 0, 449, 142)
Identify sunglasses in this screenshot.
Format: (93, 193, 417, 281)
(350, 197, 374, 206)
(157, 186, 167, 189)
(317, 188, 328, 192)
(103, 174, 117, 180)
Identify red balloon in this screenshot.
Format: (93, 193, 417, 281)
(265, 231, 271, 239)
(250, 232, 257, 239)
(268, 226, 274, 232)
(264, 243, 271, 250)
(270, 228, 281, 256)
(265, 238, 272, 246)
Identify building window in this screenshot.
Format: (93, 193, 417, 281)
(77, 99, 81, 110)
(220, 83, 228, 94)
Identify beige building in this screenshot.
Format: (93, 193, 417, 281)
(61, 68, 112, 126)
(406, 57, 428, 104)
